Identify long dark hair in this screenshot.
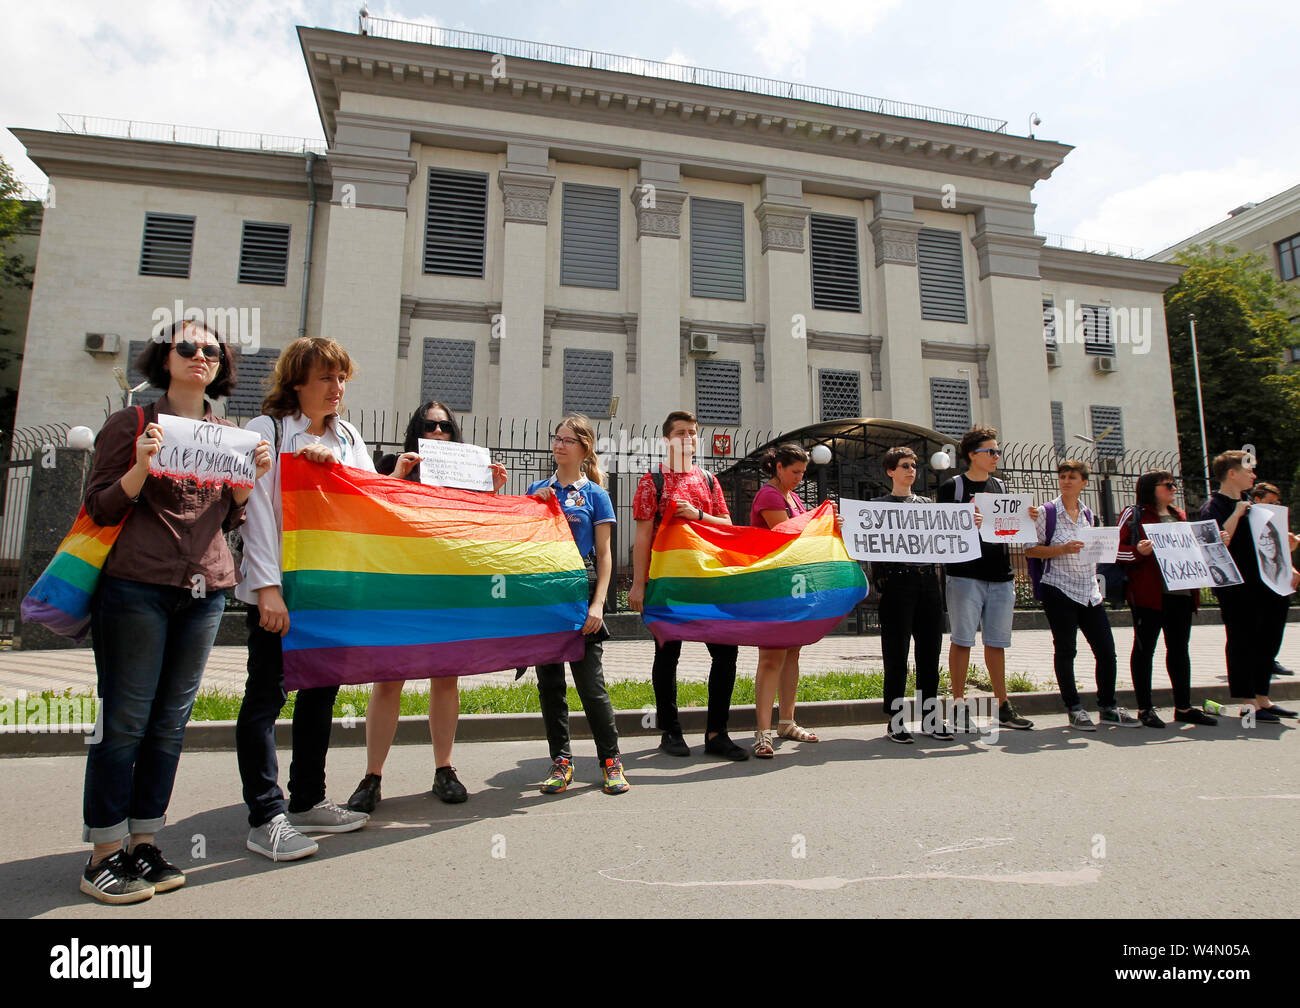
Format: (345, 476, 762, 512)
(402, 401, 462, 453)
(1135, 469, 1176, 509)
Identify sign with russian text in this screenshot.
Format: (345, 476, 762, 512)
(418, 438, 493, 491)
(1075, 526, 1120, 566)
(839, 499, 981, 563)
(1143, 520, 1243, 591)
(972, 493, 1037, 544)
(149, 414, 259, 488)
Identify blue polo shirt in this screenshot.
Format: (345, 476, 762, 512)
(526, 473, 616, 567)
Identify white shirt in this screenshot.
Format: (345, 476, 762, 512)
(234, 412, 374, 605)
(1034, 495, 1103, 607)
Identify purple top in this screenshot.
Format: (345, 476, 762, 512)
(750, 483, 807, 529)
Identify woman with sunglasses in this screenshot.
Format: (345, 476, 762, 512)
(346, 402, 507, 811)
(1116, 471, 1217, 727)
(79, 320, 271, 903)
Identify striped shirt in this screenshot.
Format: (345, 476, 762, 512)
(1034, 496, 1103, 607)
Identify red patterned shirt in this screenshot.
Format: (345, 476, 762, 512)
(632, 464, 730, 526)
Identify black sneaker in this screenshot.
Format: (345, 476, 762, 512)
(81, 850, 154, 905)
(1267, 705, 1298, 718)
(1273, 661, 1295, 677)
(886, 728, 914, 744)
(128, 843, 184, 893)
(658, 731, 690, 757)
(923, 721, 955, 740)
(1138, 708, 1166, 728)
(999, 701, 1034, 730)
(347, 773, 382, 813)
(1174, 707, 1217, 726)
(952, 701, 979, 734)
(703, 732, 749, 761)
(432, 765, 469, 803)
(1252, 706, 1282, 723)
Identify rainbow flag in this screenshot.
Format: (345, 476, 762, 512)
(20, 508, 124, 639)
(642, 503, 868, 647)
(280, 457, 588, 690)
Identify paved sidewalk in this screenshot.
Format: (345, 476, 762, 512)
(2, 622, 1296, 698)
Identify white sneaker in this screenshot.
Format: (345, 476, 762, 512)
(247, 813, 319, 862)
(286, 799, 369, 834)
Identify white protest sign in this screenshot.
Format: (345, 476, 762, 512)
(149, 414, 260, 488)
(840, 498, 981, 563)
(418, 438, 493, 490)
(1075, 526, 1120, 565)
(1144, 520, 1242, 591)
(972, 493, 1036, 544)
(1249, 503, 1293, 597)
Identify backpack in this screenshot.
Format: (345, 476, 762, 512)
(650, 464, 716, 533)
(950, 473, 1006, 500)
(1097, 505, 1144, 607)
(1026, 499, 1093, 601)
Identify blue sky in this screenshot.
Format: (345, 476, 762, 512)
(3, 0, 1296, 255)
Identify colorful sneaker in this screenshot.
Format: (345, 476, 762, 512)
(80, 850, 154, 905)
(1099, 706, 1140, 728)
(128, 842, 185, 893)
(539, 757, 574, 794)
(602, 757, 630, 795)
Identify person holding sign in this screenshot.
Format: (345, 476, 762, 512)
(78, 320, 271, 904)
(872, 447, 951, 743)
(525, 415, 628, 794)
(346, 402, 508, 813)
(1200, 451, 1297, 721)
(936, 427, 1035, 732)
(1249, 482, 1298, 678)
(235, 337, 375, 863)
(1026, 460, 1138, 730)
(1116, 471, 1216, 728)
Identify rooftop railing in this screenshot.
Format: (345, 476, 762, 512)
(358, 14, 1010, 134)
(57, 114, 328, 155)
(1040, 232, 1144, 260)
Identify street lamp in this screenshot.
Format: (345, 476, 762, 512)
(1187, 314, 1212, 501)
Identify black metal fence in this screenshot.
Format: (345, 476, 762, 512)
(0, 425, 70, 640)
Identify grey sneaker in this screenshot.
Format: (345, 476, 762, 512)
(247, 813, 319, 862)
(1068, 707, 1097, 731)
(287, 799, 369, 834)
(1099, 706, 1140, 728)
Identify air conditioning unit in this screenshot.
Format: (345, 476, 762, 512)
(84, 332, 120, 355)
(1045, 349, 1061, 369)
(689, 332, 718, 354)
(1093, 355, 1116, 373)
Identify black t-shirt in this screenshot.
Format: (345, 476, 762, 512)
(1200, 491, 1260, 586)
(936, 474, 1013, 582)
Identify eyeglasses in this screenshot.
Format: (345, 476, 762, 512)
(551, 435, 582, 448)
(422, 420, 455, 434)
(972, 448, 1002, 457)
(174, 340, 221, 361)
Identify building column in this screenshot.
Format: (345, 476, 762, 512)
(970, 204, 1052, 442)
(496, 143, 555, 419)
(755, 175, 812, 432)
(631, 160, 687, 424)
(316, 121, 416, 419)
(867, 191, 926, 424)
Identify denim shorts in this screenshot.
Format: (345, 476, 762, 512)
(945, 576, 1014, 649)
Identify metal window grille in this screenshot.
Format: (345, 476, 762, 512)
(917, 228, 967, 323)
(139, 212, 195, 278)
(690, 198, 745, 301)
(562, 348, 614, 418)
(810, 214, 861, 312)
(929, 377, 971, 438)
(1051, 400, 1065, 453)
(819, 369, 861, 420)
(561, 184, 620, 289)
(225, 348, 281, 417)
(421, 337, 475, 411)
(423, 168, 488, 277)
(695, 359, 741, 424)
(1043, 298, 1058, 351)
(1082, 304, 1115, 356)
(238, 222, 291, 286)
(1089, 405, 1125, 457)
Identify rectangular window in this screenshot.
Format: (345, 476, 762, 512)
(819, 369, 861, 420)
(1043, 298, 1058, 351)
(238, 222, 291, 286)
(1051, 400, 1065, 453)
(225, 348, 281, 417)
(809, 214, 861, 312)
(695, 359, 741, 425)
(1082, 304, 1115, 356)
(929, 377, 972, 439)
(690, 197, 745, 301)
(139, 212, 196, 278)
(1277, 233, 1300, 282)
(562, 348, 614, 418)
(421, 337, 475, 412)
(560, 184, 620, 290)
(423, 168, 488, 277)
(917, 228, 967, 323)
(1089, 405, 1124, 457)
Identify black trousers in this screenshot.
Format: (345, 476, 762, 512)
(235, 609, 339, 828)
(1260, 589, 1291, 667)
(1216, 583, 1272, 698)
(1130, 596, 1194, 711)
(1040, 583, 1117, 710)
(536, 634, 620, 763)
(651, 639, 738, 737)
(878, 569, 943, 724)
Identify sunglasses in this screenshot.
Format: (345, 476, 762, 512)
(895, 462, 918, 470)
(422, 420, 456, 434)
(174, 340, 221, 361)
(1159, 481, 1178, 490)
(972, 448, 1002, 457)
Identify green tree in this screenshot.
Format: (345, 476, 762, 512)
(1165, 244, 1300, 511)
(0, 154, 37, 338)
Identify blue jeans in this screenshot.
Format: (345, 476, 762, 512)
(83, 576, 226, 843)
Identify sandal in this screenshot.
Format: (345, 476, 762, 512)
(753, 730, 774, 758)
(777, 720, 819, 743)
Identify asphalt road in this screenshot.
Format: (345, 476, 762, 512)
(3, 709, 1298, 919)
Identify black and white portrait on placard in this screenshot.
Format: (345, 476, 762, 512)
(1249, 503, 1294, 597)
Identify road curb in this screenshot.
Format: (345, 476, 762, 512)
(5, 680, 1299, 757)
